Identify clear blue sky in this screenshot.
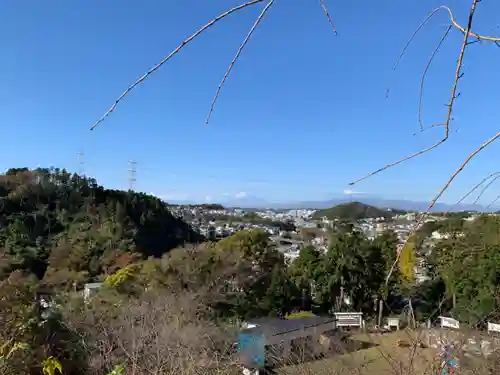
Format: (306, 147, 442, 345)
(1, 0, 499, 204)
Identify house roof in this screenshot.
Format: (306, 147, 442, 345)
(242, 316, 336, 337)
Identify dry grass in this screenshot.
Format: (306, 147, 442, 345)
(280, 330, 435, 375)
(279, 328, 500, 375)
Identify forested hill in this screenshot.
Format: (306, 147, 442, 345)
(0, 167, 201, 289)
(312, 201, 394, 220)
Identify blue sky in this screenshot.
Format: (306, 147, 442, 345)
(1, 0, 499, 204)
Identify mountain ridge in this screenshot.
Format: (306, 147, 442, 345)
(167, 194, 492, 213)
(312, 202, 395, 220)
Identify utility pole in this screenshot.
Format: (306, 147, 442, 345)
(128, 160, 137, 191)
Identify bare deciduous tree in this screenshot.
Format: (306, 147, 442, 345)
(62, 290, 239, 375)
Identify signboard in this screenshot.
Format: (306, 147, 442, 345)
(487, 322, 500, 334)
(387, 317, 400, 330)
(438, 316, 460, 329)
(334, 312, 363, 327)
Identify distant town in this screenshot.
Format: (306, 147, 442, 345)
(167, 202, 487, 284)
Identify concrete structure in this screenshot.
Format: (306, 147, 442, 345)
(237, 316, 337, 373)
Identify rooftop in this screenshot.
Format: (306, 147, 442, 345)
(243, 316, 336, 337)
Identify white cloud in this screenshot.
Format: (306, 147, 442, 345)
(204, 195, 213, 202)
(343, 189, 366, 195)
(235, 191, 248, 199)
(154, 192, 190, 201)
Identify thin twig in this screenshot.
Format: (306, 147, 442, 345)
(384, 129, 500, 291)
(318, 0, 339, 36)
(413, 123, 445, 136)
(392, 7, 448, 74)
(486, 195, 500, 209)
(89, 0, 265, 131)
(472, 174, 500, 204)
(205, 0, 275, 125)
(351, 0, 479, 186)
(392, 5, 500, 74)
(450, 171, 500, 209)
(418, 26, 452, 131)
(349, 140, 447, 185)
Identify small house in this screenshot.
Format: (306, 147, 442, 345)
(237, 316, 337, 372)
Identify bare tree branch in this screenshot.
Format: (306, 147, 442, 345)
(472, 174, 500, 204)
(205, 0, 275, 125)
(392, 7, 448, 74)
(384, 128, 500, 291)
(350, 0, 480, 186)
(89, 0, 265, 131)
(412, 123, 445, 136)
(487, 195, 500, 209)
(417, 25, 452, 131)
(392, 5, 500, 75)
(450, 171, 500, 209)
(318, 0, 339, 36)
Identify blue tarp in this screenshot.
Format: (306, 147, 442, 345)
(237, 332, 266, 368)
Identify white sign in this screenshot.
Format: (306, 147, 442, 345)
(487, 322, 500, 333)
(388, 318, 400, 327)
(439, 316, 460, 329)
(334, 312, 363, 327)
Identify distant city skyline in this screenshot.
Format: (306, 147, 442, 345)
(1, 1, 499, 206)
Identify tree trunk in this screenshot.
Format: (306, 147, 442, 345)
(378, 298, 384, 327)
(408, 297, 416, 329)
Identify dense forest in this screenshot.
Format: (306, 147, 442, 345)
(0, 167, 201, 290)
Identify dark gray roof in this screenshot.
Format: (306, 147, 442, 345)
(243, 316, 336, 337)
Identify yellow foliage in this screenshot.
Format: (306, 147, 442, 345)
(42, 356, 63, 375)
(104, 264, 139, 288)
(285, 311, 315, 319)
(0, 341, 28, 360)
(106, 364, 125, 375)
(398, 241, 416, 283)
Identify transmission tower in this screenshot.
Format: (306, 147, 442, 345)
(77, 151, 85, 176)
(128, 160, 137, 191)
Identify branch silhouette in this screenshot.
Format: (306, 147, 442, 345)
(318, 0, 339, 36)
(487, 195, 500, 210)
(450, 171, 500, 210)
(417, 25, 452, 132)
(89, 1, 499, 132)
(205, 0, 275, 125)
(351, 0, 485, 186)
(473, 174, 500, 204)
(384, 129, 500, 292)
(89, 0, 265, 131)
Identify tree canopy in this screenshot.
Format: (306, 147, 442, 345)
(0, 167, 201, 290)
(312, 202, 394, 221)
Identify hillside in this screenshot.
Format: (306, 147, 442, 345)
(0, 167, 201, 289)
(312, 201, 394, 220)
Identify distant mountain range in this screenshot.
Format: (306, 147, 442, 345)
(168, 194, 495, 213)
